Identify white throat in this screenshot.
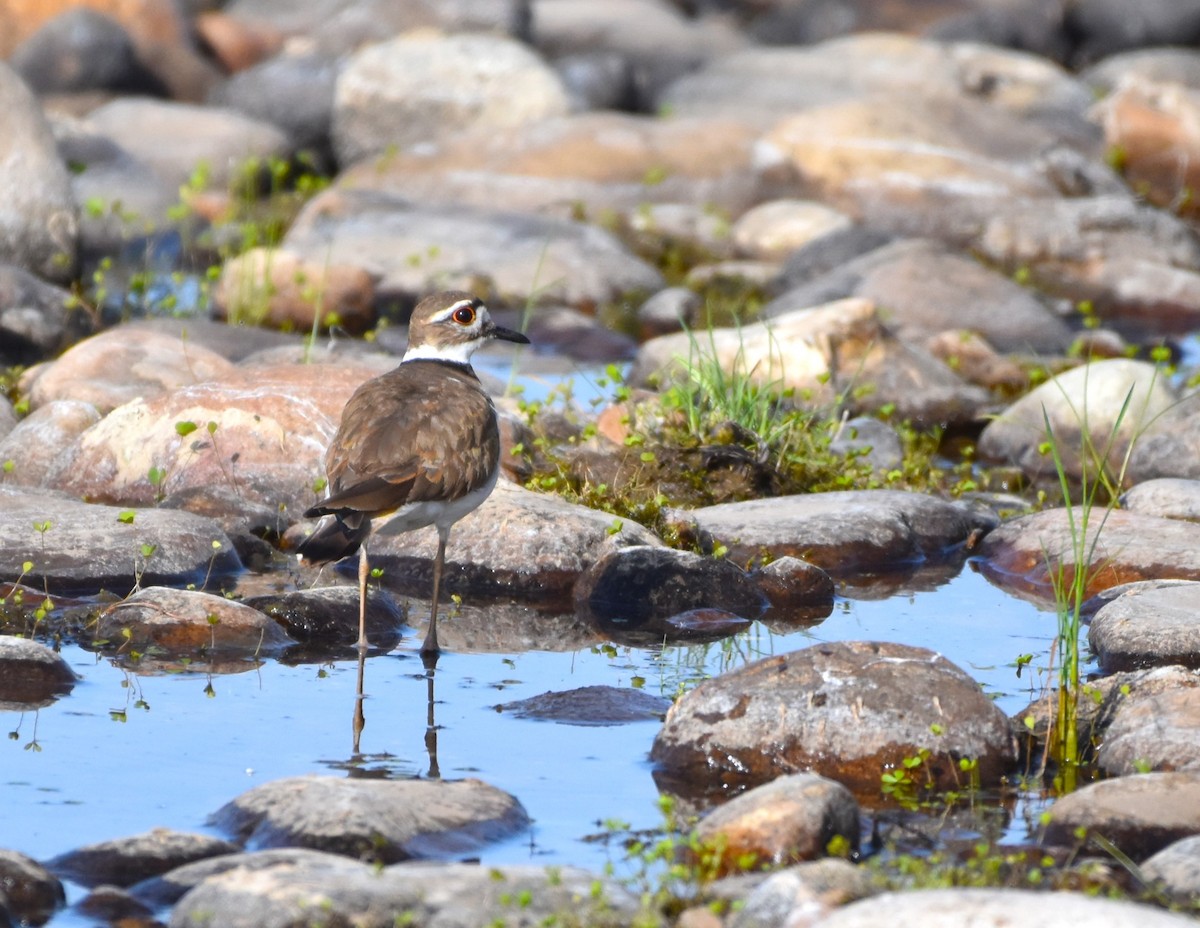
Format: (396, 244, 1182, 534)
(402, 340, 481, 365)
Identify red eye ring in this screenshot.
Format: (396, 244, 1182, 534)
(452, 305, 476, 325)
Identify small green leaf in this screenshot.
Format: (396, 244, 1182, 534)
(175, 421, 198, 436)
(118, 510, 136, 524)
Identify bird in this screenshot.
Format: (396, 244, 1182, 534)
(296, 290, 529, 656)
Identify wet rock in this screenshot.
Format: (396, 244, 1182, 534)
(752, 556, 836, 622)
(21, 326, 235, 415)
(333, 110, 769, 221)
(1121, 478, 1200, 521)
(332, 31, 568, 167)
(0, 850, 63, 926)
(976, 508, 1200, 603)
(1043, 771, 1200, 859)
(47, 360, 386, 517)
(168, 853, 635, 928)
(48, 828, 238, 889)
(0, 264, 91, 366)
(982, 358, 1177, 481)
(10, 7, 163, 95)
(284, 187, 664, 311)
(1096, 684, 1200, 776)
(211, 775, 529, 862)
(814, 887, 1195, 928)
(0, 487, 241, 596)
(0, 63, 78, 282)
(668, 489, 996, 577)
(574, 545, 766, 640)
(1141, 834, 1200, 904)
(214, 247, 375, 333)
(766, 239, 1072, 354)
(93, 587, 292, 657)
(631, 297, 990, 427)
(731, 199, 852, 262)
(208, 51, 336, 161)
(243, 586, 405, 652)
(975, 196, 1200, 333)
(693, 773, 859, 874)
(651, 640, 1016, 798)
(0, 637, 76, 709)
(1089, 581, 1200, 671)
(361, 479, 660, 609)
(1013, 664, 1199, 764)
(85, 97, 291, 192)
(0, 400, 101, 487)
(494, 684, 671, 725)
(75, 884, 156, 924)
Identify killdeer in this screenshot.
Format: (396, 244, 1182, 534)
(297, 290, 529, 655)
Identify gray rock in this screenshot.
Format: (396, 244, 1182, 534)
(552, 50, 634, 111)
(48, 828, 238, 889)
(1089, 581, 1200, 671)
(751, 556, 836, 621)
(1121, 478, 1200, 521)
(693, 772, 859, 870)
(978, 359, 1178, 481)
(1141, 834, 1200, 904)
(209, 51, 337, 162)
(85, 98, 292, 192)
(0, 487, 241, 596)
(726, 859, 875, 928)
(0, 264, 92, 365)
(827, 416, 903, 474)
(0, 637, 76, 709)
(283, 188, 664, 310)
(1066, 0, 1200, 67)
(768, 239, 1072, 354)
(332, 31, 568, 166)
(637, 286, 700, 338)
(574, 545, 766, 641)
(0, 850, 63, 926)
(976, 508, 1200, 603)
(1083, 47, 1200, 96)
(0, 63, 78, 282)
(0, 397, 15, 442)
(93, 587, 292, 658)
(363, 478, 661, 610)
(1096, 685, 1200, 776)
(210, 775, 529, 862)
(1043, 771, 1200, 859)
(168, 853, 635, 928)
(0, 401, 101, 489)
(494, 684, 671, 725)
(1129, 397, 1200, 483)
(669, 489, 996, 577)
(732, 199, 852, 263)
(10, 7, 164, 95)
(651, 640, 1016, 798)
(814, 887, 1196, 928)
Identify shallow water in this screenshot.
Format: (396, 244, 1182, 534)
(2, 563, 1080, 924)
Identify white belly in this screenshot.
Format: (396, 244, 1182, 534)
(373, 465, 500, 538)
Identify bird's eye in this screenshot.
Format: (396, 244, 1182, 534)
(452, 305, 476, 325)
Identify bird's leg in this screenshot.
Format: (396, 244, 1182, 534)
(422, 527, 449, 657)
(357, 544, 369, 651)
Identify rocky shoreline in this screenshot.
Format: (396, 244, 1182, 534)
(2, 0, 1200, 925)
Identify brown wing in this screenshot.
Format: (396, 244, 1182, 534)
(310, 361, 500, 519)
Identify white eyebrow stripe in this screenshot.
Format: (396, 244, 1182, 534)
(429, 298, 479, 323)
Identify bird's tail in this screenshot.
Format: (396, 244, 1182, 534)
(295, 512, 371, 565)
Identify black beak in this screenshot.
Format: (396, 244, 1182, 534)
(490, 323, 530, 345)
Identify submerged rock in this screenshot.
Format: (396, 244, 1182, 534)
(651, 640, 1016, 798)
(210, 775, 529, 863)
(0, 849, 64, 926)
(48, 828, 238, 889)
(0, 637, 76, 709)
(243, 585, 405, 653)
(494, 684, 670, 726)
